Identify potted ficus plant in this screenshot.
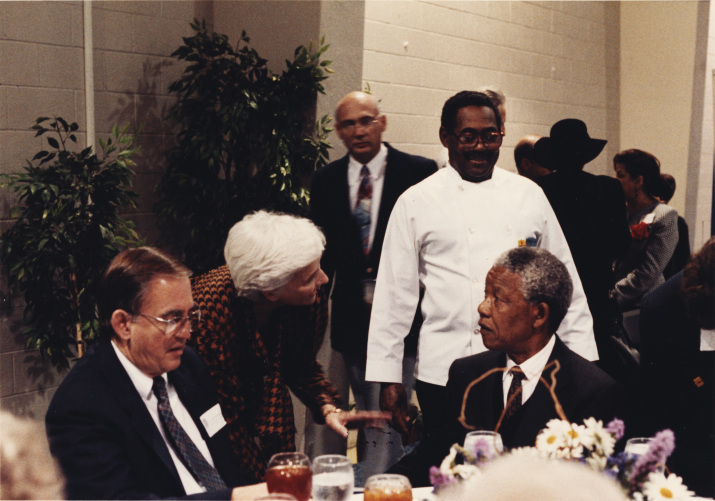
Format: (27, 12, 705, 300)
(0, 117, 141, 370)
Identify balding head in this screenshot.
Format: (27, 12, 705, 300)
(514, 135, 550, 180)
(335, 91, 386, 164)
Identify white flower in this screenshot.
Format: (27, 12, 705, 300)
(581, 417, 616, 457)
(642, 472, 695, 500)
(585, 454, 607, 470)
(452, 463, 481, 481)
(508, 446, 542, 458)
(439, 446, 458, 472)
(536, 419, 585, 459)
(536, 419, 571, 456)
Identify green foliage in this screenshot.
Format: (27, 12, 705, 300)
(0, 117, 141, 370)
(155, 19, 333, 274)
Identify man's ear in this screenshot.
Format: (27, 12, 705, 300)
(439, 126, 450, 148)
(532, 302, 549, 330)
(111, 309, 133, 340)
(377, 114, 387, 134)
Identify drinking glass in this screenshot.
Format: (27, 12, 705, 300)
(311, 454, 354, 501)
(363, 473, 412, 501)
(463, 430, 504, 463)
(265, 452, 312, 501)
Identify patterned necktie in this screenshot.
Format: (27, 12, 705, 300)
(152, 377, 227, 491)
(505, 366, 526, 418)
(354, 165, 373, 256)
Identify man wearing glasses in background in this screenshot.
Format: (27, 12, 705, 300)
(365, 91, 597, 471)
(46, 247, 261, 500)
(309, 91, 437, 478)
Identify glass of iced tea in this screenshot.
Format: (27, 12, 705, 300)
(363, 474, 412, 501)
(265, 452, 312, 501)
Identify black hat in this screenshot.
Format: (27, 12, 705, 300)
(540, 119, 607, 168)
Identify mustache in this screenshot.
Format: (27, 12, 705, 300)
(464, 151, 493, 160)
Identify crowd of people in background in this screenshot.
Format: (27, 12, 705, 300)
(1, 88, 711, 500)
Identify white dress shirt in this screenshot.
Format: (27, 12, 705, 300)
(503, 335, 556, 407)
(111, 341, 214, 495)
(347, 143, 388, 252)
(365, 165, 597, 386)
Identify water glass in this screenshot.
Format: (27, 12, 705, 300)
(463, 430, 504, 463)
(363, 473, 412, 501)
(265, 452, 312, 501)
(311, 454, 354, 501)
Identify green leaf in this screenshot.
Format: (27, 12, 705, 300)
(47, 137, 59, 149)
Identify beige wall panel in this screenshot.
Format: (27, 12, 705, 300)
(1, 1, 83, 46)
(39, 46, 85, 90)
(364, 0, 615, 174)
(620, 1, 698, 215)
(0, 41, 41, 87)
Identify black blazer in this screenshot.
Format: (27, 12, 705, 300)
(391, 336, 625, 486)
(46, 340, 252, 500)
(536, 170, 631, 319)
(309, 143, 437, 355)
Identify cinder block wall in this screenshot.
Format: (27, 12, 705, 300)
(361, 1, 619, 176)
(0, 0, 210, 416)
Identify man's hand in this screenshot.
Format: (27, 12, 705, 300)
(379, 382, 410, 435)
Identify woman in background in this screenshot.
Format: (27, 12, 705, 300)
(610, 149, 678, 311)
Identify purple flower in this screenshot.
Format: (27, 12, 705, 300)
(605, 418, 625, 441)
(429, 466, 455, 489)
(629, 430, 676, 494)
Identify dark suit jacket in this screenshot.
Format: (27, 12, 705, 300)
(639, 272, 714, 496)
(536, 171, 630, 325)
(309, 143, 437, 355)
(391, 336, 625, 486)
(46, 340, 252, 500)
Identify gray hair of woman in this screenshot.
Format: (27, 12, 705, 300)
(0, 410, 65, 500)
(493, 246, 573, 333)
(224, 210, 326, 301)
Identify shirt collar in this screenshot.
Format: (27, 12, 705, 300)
(504, 335, 556, 382)
(348, 143, 387, 181)
(111, 339, 166, 400)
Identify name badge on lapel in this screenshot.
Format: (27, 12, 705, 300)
(200, 404, 227, 437)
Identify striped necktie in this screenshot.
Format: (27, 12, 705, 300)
(152, 376, 227, 491)
(354, 164, 373, 256)
(505, 367, 526, 418)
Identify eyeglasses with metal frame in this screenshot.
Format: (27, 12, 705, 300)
(136, 308, 202, 336)
(338, 115, 380, 133)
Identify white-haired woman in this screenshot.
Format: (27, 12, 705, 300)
(191, 211, 383, 481)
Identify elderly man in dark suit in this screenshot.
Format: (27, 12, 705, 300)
(391, 247, 624, 486)
(309, 91, 437, 475)
(535, 119, 631, 382)
(46, 247, 259, 500)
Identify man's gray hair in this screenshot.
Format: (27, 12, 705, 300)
(224, 210, 326, 301)
(493, 247, 573, 333)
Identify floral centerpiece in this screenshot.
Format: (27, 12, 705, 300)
(430, 418, 696, 501)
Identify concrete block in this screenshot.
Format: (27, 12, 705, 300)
(1, 2, 80, 47)
(133, 15, 187, 57)
(0, 304, 28, 355)
(0, 41, 40, 87)
(92, 7, 134, 52)
(95, 1, 161, 17)
(487, 1, 511, 23)
(511, 2, 552, 31)
(131, 133, 167, 175)
(0, 386, 58, 420)
(0, 353, 14, 397)
(94, 91, 136, 136)
(160, 58, 187, 94)
(0, 130, 43, 176)
(5, 87, 79, 130)
(159, 1, 200, 22)
(102, 51, 163, 94)
(12, 349, 62, 395)
(0, 86, 7, 129)
(39, 46, 85, 90)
